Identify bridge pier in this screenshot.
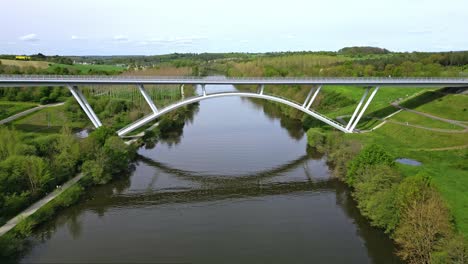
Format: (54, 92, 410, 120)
(137, 84, 158, 114)
(348, 86, 380, 132)
(258, 84, 265, 95)
(67, 85, 102, 128)
(346, 88, 370, 130)
(305, 86, 321, 110)
(201, 84, 207, 96)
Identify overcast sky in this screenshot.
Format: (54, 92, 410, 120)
(1, 0, 467, 55)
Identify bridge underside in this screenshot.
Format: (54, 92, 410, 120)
(63, 84, 382, 136)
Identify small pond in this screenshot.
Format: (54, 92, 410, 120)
(396, 158, 422, 166)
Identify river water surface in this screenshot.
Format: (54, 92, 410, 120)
(18, 85, 401, 263)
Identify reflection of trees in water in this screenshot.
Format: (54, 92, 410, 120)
(242, 98, 305, 140)
(156, 103, 200, 147)
(334, 183, 403, 264)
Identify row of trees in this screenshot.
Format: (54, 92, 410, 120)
(0, 87, 69, 104)
(307, 131, 467, 263)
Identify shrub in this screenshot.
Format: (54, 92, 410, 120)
(306, 128, 326, 149)
(346, 144, 395, 186)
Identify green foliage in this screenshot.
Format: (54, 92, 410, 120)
(338, 46, 391, 56)
(54, 185, 84, 207)
(0, 155, 51, 196)
(82, 131, 135, 185)
(103, 136, 134, 175)
(353, 165, 401, 233)
(346, 144, 395, 186)
(0, 128, 32, 160)
(394, 189, 452, 264)
(89, 126, 114, 146)
(395, 173, 433, 213)
(306, 128, 326, 148)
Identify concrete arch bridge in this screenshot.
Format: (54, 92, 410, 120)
(0, 75, 466, 136)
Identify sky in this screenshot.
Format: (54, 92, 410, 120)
(1, 0, 467, 55)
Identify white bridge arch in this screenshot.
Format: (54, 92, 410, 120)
(117, 87, 350, 136)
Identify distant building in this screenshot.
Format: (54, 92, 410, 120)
(15, 55, 31, 61)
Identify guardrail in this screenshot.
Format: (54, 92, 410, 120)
(0, 74, 468, 82)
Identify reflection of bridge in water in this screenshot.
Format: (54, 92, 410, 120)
(2, 75, 467, 135)
(96, 153, 338, 208)
(137, 153, 318, 186)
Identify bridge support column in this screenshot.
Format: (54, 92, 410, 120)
(349, 86, 380, 132)
(258, 84, 265, 95)
(302, 86, 315, 107)
(201, 84, 206, 96)
(137, 84, 158, 114)
(305, 85, 321, 109)
(67, 85, 102, 128)
(180, 85, 185, 99)
(346, 88, 370, 130)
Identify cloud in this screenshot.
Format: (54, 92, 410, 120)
(146, 36, 206, 46)
(113, 35, 130, 42)
(19, 33, 39, 42)
(71, 35, 87, 40)
(407, 29, 432, 35)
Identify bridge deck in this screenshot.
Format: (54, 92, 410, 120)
(1, 75, 468, 87)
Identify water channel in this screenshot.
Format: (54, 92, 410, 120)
(17, 85, 401, 263)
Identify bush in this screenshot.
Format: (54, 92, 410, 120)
(306, 128, 326, 149)
(353, 165, 401, 233)
(346, 144, 395, 186)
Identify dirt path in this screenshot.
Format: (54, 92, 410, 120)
(411, 144, 468, 151)
(0, 102, 65, 125)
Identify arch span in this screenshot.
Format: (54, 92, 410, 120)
(117, 92, 348, 136)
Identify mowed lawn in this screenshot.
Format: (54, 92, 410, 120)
(391, 110, 465, 130)
(0, 101, 38, 120)
(413, 93, 468, 121)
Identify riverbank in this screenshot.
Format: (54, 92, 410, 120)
(0, 173, 84, 237)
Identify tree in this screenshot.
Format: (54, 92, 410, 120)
(82, 150, 111, 185)
(353, 165, 401, 233)
(395, 190, 452, 264)
(347, 144, 395, 186)
(51, 127, 80, 183)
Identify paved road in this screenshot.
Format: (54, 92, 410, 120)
(0, 173, 85, 237)
(0, 102, 64, 125)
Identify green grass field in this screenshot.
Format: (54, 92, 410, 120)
(47, 63, 126, 74)
(412, 94, 468, 121)
(319, 86, 424, 118)
(10, 105, 89, 134)
(0, 101, 38, 120)
(390, 111, 465, 130)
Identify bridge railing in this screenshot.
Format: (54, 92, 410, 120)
(0, 74, 468, 82)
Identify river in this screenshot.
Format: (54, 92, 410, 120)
(17, 85, 401, 263)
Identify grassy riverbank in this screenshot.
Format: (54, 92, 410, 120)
(220, 50, 468, 263)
